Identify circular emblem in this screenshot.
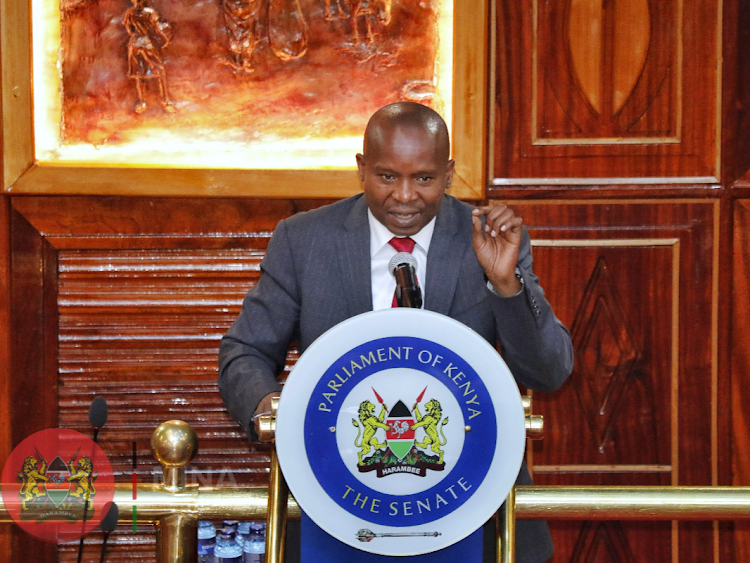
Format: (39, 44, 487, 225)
(1, 428, 115, 543)
(276, 309, 525, 555)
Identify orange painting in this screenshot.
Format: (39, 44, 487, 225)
(40, 0, 453, 168)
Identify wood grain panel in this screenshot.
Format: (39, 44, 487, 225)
(9, 205, 59, 563)
(495, 0, 721, 181)
(496, 200, 718, 562)
(732, 199, 750, 562)
(56, 248, 301, 482)
(529, 243, 675, 467)
(734, 0, 750, 181)
(539, 0, 676, 141)
(8, 196, 321, 563)
(0, 197, 12, 563)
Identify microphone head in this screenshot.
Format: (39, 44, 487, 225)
(89, 396, 108, 429)
(388, 252, 418, 276)
(100, 502, 119, 533)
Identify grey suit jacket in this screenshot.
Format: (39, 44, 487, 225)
(219, 193, 573, 563)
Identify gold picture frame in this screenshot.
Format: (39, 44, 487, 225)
(2, 0, 487, 199)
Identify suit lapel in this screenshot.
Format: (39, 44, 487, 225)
(425, 196, 463, 315)
(336, 195, 373, 317)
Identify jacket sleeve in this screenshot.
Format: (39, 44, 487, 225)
(218, 219, 300, 439)
(488, 228, 574, 392)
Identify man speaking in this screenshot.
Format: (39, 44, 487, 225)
(219, 102, 574, 562)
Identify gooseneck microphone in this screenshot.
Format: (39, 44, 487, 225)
(98, 502, 119, 563)
(79, 396, 109, 563)
(388, 252, 423, 308)
(89, 395, 108, 443)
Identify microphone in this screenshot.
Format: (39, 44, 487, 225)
(98, 502, 119, 563)
(89, 396, 108, 443)
(388, 252, 422, 308)
(79, 396, 108, 563)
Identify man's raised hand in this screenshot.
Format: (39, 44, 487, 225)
(471, 205, 523, 296)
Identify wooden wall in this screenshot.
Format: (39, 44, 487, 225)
(1, 0, 749, 562)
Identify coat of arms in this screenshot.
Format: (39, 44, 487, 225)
(353, 387, 448, 477)
(16, 447, 98, 521)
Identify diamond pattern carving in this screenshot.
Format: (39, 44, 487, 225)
(569, 521, 638, 563)
(571, 257, 640, 452)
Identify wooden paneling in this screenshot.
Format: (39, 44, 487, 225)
(0, 0, 33, 188)
(734, 0, 750, 181)
(497, 200, 719, 562)
(9, 204, 59, 563)
(732, 199, 750, 562)
(9, 196, 327, 563)
(0, 197, 11, 563)
(494, 0, 721, 181)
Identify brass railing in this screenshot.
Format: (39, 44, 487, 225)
(2, 420, 749, 562)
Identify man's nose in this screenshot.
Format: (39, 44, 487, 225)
(392, 179, 418, 202)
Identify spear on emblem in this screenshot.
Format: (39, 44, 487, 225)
(412, 386, 427, 411)
(371, 387, 388, 416)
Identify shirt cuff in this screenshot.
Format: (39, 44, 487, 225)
(487, 267, 525, 297)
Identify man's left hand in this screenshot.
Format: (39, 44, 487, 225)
(471, 205, 523, 296)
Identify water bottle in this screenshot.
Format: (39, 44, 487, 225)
(223, 520, 243, 548)
(242, 522, 266, 563)
(197, 520, 216, 563)
(237, 521, 251, 544)
(214, 530, 243, 563)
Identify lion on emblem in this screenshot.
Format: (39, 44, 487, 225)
(352, 400, 390, 465)
(18, 456, 49, 510)
(66, 455, 97, 504)
(411, 399, 449, 464)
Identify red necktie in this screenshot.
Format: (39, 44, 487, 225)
(389, 237, 417, 307)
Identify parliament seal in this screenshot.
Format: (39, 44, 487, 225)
(275, 309, 526, 556)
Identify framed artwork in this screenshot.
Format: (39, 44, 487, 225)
(3, 0, 487, 198)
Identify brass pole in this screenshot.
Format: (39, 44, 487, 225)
(6, 486, 750, 524)
(266, 448, 289, 563)
(514, 486, 750, 519)
(155, 513, 198, 563)
(498, 487, 516, 563)
(0, 484, 302, 523)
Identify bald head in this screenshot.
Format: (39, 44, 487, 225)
(356, 102, 454, 236)
(363, 102, 450, 163)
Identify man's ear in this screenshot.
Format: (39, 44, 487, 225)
(355, 153, 366, 183)
(445, 159, 455, 190)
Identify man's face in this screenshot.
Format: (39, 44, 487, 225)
(356, 125, 454, 236)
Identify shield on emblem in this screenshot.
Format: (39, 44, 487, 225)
(385, 400, 415, 460)
(44, 456, 71, 507)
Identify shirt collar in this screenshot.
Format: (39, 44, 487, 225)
(367, 209, 436, 257)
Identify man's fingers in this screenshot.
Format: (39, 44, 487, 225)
(473, 205, 522, 237)
(472, 214, 485, 242)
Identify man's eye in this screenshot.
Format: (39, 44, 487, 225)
(381, 174, 395, 181)
(417, 176, 433, 183)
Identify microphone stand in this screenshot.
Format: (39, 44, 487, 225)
(393, 264, 422, 308)
(78, 396, 109, 563)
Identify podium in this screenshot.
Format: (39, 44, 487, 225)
(263, 308, 539, 561)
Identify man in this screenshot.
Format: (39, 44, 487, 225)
(219, 102, 573, 562)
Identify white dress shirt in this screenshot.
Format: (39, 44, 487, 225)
(368, 210, 436, 311)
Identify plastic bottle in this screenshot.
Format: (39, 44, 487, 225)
(214, 530, 243, 563)
(237, 521, 250, 543)
(197, 520, 216, 563)
(223, 520, 242, 547)
(242, 522, 266, 563)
